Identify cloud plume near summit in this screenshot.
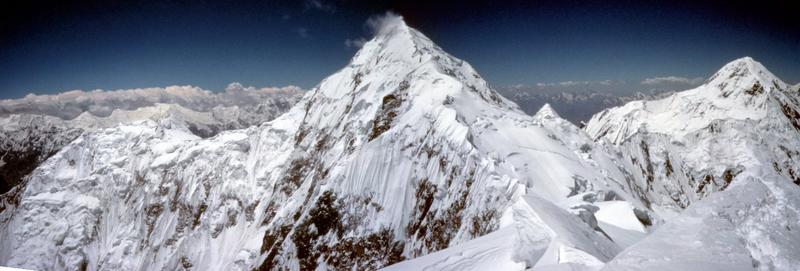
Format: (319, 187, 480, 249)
(344, 11, 404, 49)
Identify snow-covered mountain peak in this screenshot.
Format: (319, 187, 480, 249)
(705, 56, 789, 97)
(341, 15, 514, 110)
(584, 57, 799, 144)
(349, 15, 429, 66)
(533, 103, 560, 119)
(708, 56, 768, 81)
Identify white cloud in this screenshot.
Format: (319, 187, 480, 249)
(344, 38, 367, 48)
(641, 76, 704, 85)
(558, 81, 588, 87)
(365, 11, 404, 35)
(344, 11, 404, 48)
(599, 80, 614, 86)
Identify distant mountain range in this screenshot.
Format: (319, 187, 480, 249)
(498, 87, 677, 125)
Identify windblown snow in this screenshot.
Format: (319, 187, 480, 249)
(1, 14, 799, 271)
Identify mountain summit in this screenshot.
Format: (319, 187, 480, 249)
(533, 103, 560, 119)
(341, 14, 516, 110)
(705, 57, 786, 95)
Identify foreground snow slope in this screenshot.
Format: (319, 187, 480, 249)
(0, 16, 646, 270)
(603, 172, 800, 270)
(383, 194, 618, 271)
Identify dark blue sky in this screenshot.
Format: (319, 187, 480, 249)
(1, 0, 798, 99)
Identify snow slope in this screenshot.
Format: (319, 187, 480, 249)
(383, 194, 618, 271)
(593, 201, 647, 248)
(603, 172, 800, 271)
(1, 15, 645, 270)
